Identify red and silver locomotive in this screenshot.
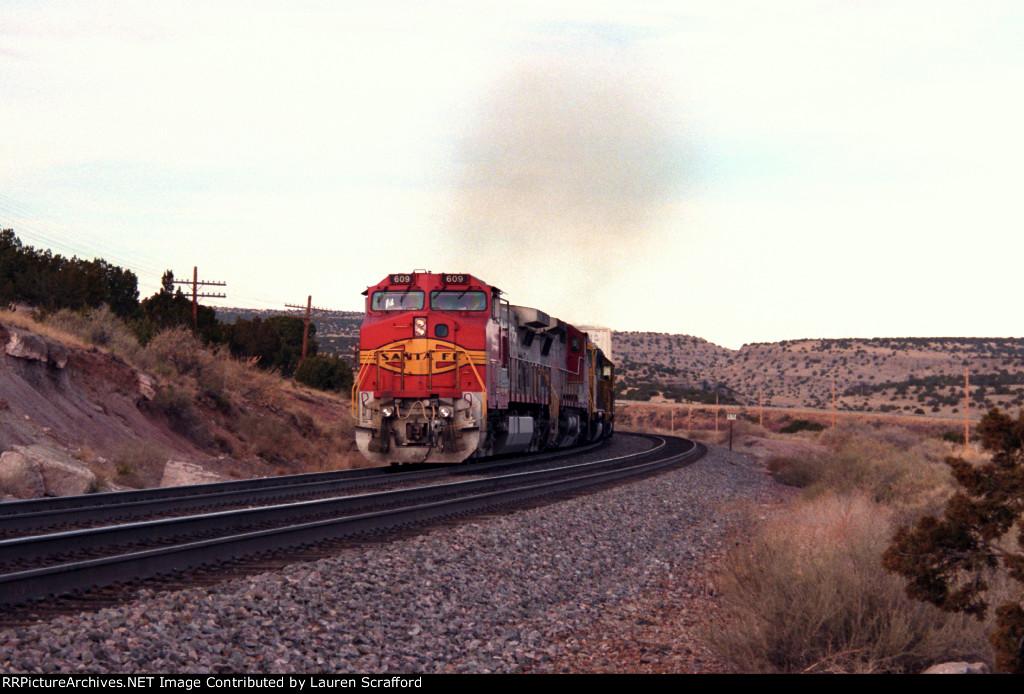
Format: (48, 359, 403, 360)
(353, 272, 615, 464)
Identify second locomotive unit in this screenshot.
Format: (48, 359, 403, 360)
(353, 272, 614, 464)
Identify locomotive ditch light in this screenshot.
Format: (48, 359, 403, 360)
(381, 406, 395, 418)
(439, 405, 454, 419)
(414, 316, 427, 336)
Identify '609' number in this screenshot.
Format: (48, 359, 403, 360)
(390, 274, 413, 284)
(443, 274, 467, 284)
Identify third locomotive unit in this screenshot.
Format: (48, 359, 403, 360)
(353, 272, 614, 464)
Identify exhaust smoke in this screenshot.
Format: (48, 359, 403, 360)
(447, 57, 682, 323)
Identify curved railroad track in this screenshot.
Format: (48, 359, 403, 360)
(0, 439, 610, 539)
(0, 433, 703, 612)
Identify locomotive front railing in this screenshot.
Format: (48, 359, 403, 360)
(355, 347, 489, 428)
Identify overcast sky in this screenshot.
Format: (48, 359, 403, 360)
(2, 1, 1022, 349)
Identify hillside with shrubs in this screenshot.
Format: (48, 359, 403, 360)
(0, 229, 365, 493)
(615, 332, 1024, 417)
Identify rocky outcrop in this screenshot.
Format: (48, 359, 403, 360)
(4, 327, 69, 369)
(136, 372, 156, 401)
(160, 460, 225, 487)
(0, 449, 46, 498)
(923, 661, 991, 674)
(0, 444, 96, 498)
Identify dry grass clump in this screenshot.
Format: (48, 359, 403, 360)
(710, 419, 997, 672)
(44, 306, 141, 360)
(768, 420, 955, 518)
(709, 494, 989, 673)
(765, 452, 827, 489)
(0, 307, 90, 350)
(109, 439, 172, 488)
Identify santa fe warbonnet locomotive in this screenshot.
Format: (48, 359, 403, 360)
(353, 272, 615, 464)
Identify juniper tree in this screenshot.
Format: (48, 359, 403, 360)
(883, 408, 1024, 672)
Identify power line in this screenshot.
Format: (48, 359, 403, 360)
(0, 194, 362, 316)
(0, 193, 169, 279)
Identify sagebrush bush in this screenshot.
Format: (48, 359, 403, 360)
(45, 305, 141, 358)
(731, 419, 769, 437)
(109, 439, 171, 487)
(767, 421, 954, 517)
(143, 327, 213, 377)
(708, 494, 989, 673)
(766, 453, 826, 488)
(148, 383, 210, 446)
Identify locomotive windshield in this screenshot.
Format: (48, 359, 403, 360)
(371, 290, 424, 311)
(430, 290, 488, 312)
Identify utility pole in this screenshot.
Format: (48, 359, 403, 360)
(965, 366, 970, 451)
(284, 296, 342, 363)
(831, 374, 836, 429)
(172, 266, 226, 329)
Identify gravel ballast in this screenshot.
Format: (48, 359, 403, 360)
(0, 439, 787, 673)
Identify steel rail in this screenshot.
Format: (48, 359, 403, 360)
(0, 435, 700, 607)
(0, 438, 661, 566)
(0, 468, 380, 517)
(0, 441, 606, 536)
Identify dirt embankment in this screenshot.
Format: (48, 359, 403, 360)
(0, 320, 364, 497)
(0, 323, 198, 458)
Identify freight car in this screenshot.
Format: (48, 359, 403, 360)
(353, 272, 614, 464)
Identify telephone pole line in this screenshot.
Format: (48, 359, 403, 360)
(284, 296, 344, 362)
(172, 266, 226, 329)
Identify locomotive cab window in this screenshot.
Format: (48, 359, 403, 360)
(430, 290, 488, 312)
(371, 290, 424, 312)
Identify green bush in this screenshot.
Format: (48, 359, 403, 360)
(780, 419, 825, 434)
(885, 409, 1024, 672)
(294, 354, 353, 393)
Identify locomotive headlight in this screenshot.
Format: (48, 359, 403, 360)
(439, 405, 453, 419)
(381, 406, 395, 418)
(414, 317, 427, 336)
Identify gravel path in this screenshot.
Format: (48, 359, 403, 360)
(0, 440, 788, 674)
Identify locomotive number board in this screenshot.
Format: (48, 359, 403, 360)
(389, 274, 414, 284)
(442, 273, 469, 284)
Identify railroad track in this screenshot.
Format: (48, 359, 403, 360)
(0, 434, 702, 611)
(0, 440, 608, 539)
